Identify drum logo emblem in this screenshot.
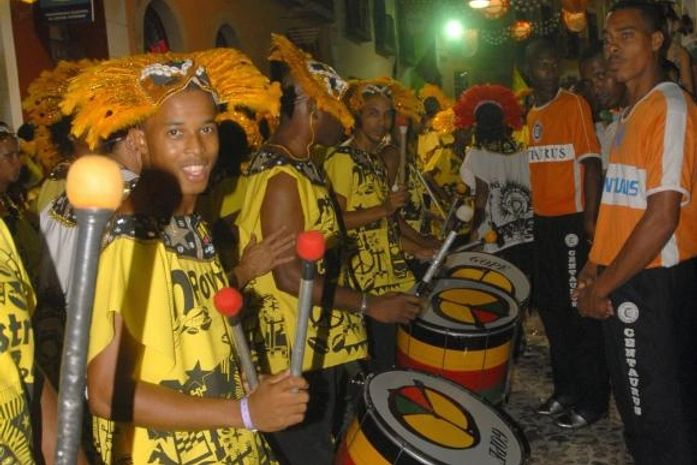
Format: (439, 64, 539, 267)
(388, 380, 480, 450)
(564, 233, 579, 248)
(617, 302, 639, 324)
(434, 288, 508, 326)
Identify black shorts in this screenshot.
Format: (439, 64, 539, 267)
(533, 213, 589, 311)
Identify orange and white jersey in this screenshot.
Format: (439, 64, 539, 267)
(526, 89, 600, 216)
(590, 82, 697, 268)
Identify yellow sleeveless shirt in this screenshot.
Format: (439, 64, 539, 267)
(236, 149, 367, 375)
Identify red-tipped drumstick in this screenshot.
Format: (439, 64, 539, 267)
(55, 156, 124, 465)
(290, 231, 325, 377)
(415, 204, 474, 296)
(214, 288, 259, 390)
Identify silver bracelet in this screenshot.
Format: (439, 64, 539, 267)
(360, 292, 369, 316)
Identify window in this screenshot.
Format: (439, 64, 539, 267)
(216, 24, 240, 48)
(143, 3, 169, 53)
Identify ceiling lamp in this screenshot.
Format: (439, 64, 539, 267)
(510, 20, 533, 41)
(562, 9, 587, 33)
(469, 0, 491, 9)
(483, 0, 510, 20)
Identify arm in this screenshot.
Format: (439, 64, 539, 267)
(380, 145, 400, 187)
(397, 216, 441, 249)
(577, 191, 682, 319)
(335, 188, 408, 231)
(86, 313, 308, 432)
(470, 177, 489, 237)
(581, 157, 603, 241)
(262, 173, 420, 323)
(679, 47, 695, 94)
(230, 226, 295, 288)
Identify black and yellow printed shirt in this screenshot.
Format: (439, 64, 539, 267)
(88, 214, 275, 465)
(324, 145, 415, 295)
(236, 149, 367, 375)
(0, 219, 37, 465)
(400, 160, 431, 236)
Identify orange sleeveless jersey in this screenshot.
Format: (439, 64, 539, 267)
(526, 89, 601, 216)
(590, 82, 697, 268)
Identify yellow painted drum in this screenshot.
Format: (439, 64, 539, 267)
(335, 369, 528, 465)
(442, 252, 530, 309)
(397, 279, 519, 404)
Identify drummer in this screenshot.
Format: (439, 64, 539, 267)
(64, 50, 309, 464)
(324, 77, 436, 373)
(236, 36, 420, 465)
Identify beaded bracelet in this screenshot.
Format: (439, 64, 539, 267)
(240, 396, 256, 431)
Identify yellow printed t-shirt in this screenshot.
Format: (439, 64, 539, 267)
(526, 89, 601, 216)
(0, 219, 37, 465)
(591, 82, 697, 268)
(88, 214, 275, 465)
(324, 145, 415, 295)
(401, 160, 430, 235)
(236, 149, 367, 375)
(35, 161, 70, 215)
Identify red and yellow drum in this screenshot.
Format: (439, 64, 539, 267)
(335, 369, 528, 465)
(442, 251, 530, 309)
(397, 279, 519, 404)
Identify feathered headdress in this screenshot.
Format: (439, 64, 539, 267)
(431, 108, 456, 135)
(347, 76, 423, 123)
(268, 34, 354, 130)
(22, 59, 97, 127)
(418, 83, 453, 110)
(454, 84, 523, 130)
(61, 49, 281, 149)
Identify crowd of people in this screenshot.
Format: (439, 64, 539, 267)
(1, 1, 696, 465)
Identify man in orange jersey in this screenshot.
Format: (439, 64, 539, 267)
(578, 2, 697, 463)
(524, 39, 609, 429)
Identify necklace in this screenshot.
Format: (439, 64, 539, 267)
(266, 143, 311, 161)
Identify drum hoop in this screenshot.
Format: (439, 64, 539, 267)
(419, 279, 520, 332)
(442, 252, 530, 303)
(362, 369, 530, 465)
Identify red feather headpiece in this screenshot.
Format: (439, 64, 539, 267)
(454, 84, 523, 131)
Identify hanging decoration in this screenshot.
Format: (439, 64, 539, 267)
(560, 0, 588, 13)
(510, 0, 547, 13)
(562, 9, 587, 32)
(482, 0, 510, 19)
(510, 20, 533, 41)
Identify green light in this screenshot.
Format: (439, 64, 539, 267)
(444, 19, 465, 40)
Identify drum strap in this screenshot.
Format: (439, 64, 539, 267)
(323, 179, 364, 292)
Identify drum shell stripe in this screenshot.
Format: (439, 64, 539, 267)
(396, 352, 508, 401)
(337, 419, 392, 465)
(397, 327, 514, 370)
(348, 396, 442, 465)
(401, 321, 515, 351)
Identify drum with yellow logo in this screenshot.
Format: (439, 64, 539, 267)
(397, 279, 519, 404)
(441, 251, 530, 309)
(335, 369, 528, 465)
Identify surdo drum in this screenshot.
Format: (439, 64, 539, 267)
(335, 369, 528, 464)
(397, 279, 519, 404)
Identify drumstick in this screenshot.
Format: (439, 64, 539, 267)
(415, 170, 447, 219)
(54, 156, 123, 465)
(214, 287, 259, 390)
(415, 204, 474, 296)
(290, 231, 326, 377)
(395, 114, 409, 188)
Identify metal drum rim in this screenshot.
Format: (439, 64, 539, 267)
(359, 368, 530, 465)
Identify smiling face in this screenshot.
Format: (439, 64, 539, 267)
(603, 8, 664, 86)
(140, 88, 219, 198)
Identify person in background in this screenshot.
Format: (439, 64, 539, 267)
(524, 38, 609, 430)
(579, 45, 626, 174)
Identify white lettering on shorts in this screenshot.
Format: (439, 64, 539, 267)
(623, 326, 642, 416)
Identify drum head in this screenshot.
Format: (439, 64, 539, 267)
(366, 369, 527, 465)
(419, 279, 519, 336)
(442, 252, 530, 305)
